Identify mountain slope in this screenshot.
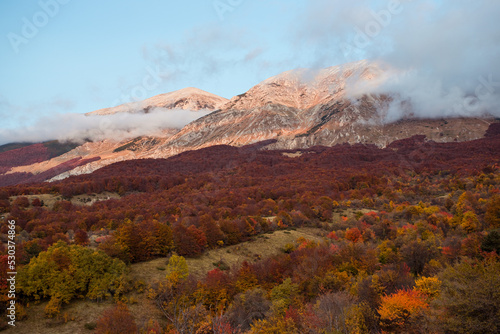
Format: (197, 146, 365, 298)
(0, 88, 228, 185)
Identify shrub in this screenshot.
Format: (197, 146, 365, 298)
(84, 322, 97, 330)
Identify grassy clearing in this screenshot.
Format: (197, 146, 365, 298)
(7, 297, 164, 334)
(9, 192, 120, 210)
(332, 208, 375, 222)
(6, 299, 114, 334)
(70, 192, 121, 206)
(130, 227, 326, 283)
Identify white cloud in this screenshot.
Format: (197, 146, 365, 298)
(0, 109, 211, 145)
(296, 0, 500, 121)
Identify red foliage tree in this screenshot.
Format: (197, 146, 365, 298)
(345, 227, 363, 243)
(173, 223, 204, 257)
(74, 229, 89, 246)
(95, 303, 137, 334)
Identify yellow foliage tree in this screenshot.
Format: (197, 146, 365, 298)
(414, 276, 441, 300)
(270, 278, 298, 315)
(250, 316, 298, 334)
(18, 241, 126, 317)
(460, 211, 479, 233)
(165, 253, 189, 286)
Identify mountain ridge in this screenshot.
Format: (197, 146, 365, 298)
(1, 60, 497, 185)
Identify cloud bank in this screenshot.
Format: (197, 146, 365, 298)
(296, 0, 500, 121)
(0, 109, 210, 146)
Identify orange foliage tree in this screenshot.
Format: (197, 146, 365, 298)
(378, 289, 428, 332)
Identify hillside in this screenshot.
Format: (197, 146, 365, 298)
(1, 124, 500, 333)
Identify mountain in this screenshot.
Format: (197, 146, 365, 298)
(224, 59, 379, 110)
(86, 87, 228, 115)
(0, 61, 496, 185)
(133, 60, 492, 157)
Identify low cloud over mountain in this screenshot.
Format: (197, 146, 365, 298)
(297, 0, 500, 121)
(0, 109, 210, 146)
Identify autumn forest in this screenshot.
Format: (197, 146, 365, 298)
(1, 124, 500, 333)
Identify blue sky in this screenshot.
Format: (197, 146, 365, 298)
(0, 0, 325, 127)
(0, 0, 499, 141)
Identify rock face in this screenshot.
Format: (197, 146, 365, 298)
(140, 60, 492, 157)
(3, 60, 496, 184)
(86, 87, 229, 115)
(224, 60, 379, 110)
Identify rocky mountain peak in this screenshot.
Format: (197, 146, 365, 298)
(224, 60, 381, 111)
(87, 87, 228, 116)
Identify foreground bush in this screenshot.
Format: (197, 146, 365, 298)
(95, 303, 137, 334)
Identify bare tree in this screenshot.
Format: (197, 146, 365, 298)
(155, 279, 207, 334)
(314, 291, 357, 334)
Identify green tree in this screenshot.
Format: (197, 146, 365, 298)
(270, 278, 298, 314)
(481, 229, 500, 254)
(436, 258, 500, 333)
